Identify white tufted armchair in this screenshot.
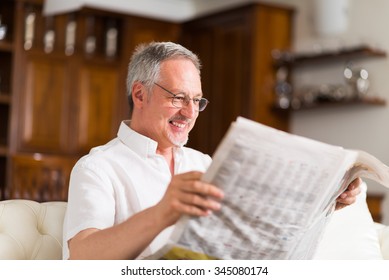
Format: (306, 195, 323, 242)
(0, 197, 388, 260)
(0, 199, 66, 260)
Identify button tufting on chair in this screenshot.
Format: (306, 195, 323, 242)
(0, 199, 67, 260)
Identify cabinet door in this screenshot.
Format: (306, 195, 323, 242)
(182, 4, 293, 155)
(180, 28, 214, 155)
(17, 54, 72, 153)
(75, 62, 121, 153)
(182, 8, 253, 155)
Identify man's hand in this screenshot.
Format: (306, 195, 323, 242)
(156, 171, 224, 227)
(335, 177, 362, 210)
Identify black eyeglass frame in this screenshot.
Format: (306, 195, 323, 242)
(154, 82, 209, 112)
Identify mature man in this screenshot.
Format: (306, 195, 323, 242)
(63, 42, 361, 260)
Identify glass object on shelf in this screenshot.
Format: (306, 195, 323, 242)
(85, 36, 96, 54)
(84, 16, 96, 55)
(43, 16, 55, 53)
(291, 83, 354, 109)
(44, 30, 55, 53)
(356, 69, 369, 96)
(344, 65, 370, 98)
(0, 15, 7, 41)
(105, 27, 118, 57)
(65, 20, 76, 56)
(274, 66, 292, 109)
(24, 12, 36, 50)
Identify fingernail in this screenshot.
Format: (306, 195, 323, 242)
(213, 201, 221, 210)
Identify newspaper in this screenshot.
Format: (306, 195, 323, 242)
(148, 116, 389, 260)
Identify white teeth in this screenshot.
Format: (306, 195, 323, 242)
(171, 121, 186, 128)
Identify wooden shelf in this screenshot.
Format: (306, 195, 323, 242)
(272, 44, 388, 111)
(273, 96, 387, 111)
(274, 45, 387, 67)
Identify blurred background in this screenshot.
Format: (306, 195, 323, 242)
(1, 0, 389, 224)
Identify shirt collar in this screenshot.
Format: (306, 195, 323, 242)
(117, 120, 184, 159)
(117, 120, 158, 158)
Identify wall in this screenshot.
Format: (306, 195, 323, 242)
(263, 0, 389, 224)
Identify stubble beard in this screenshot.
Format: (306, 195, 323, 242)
(167, 131, 189, 147)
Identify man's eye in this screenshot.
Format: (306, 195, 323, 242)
(174, 96, 185, 102)
(193, 98, 201, 104)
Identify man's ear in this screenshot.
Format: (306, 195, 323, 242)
(131, 82, 145, 108)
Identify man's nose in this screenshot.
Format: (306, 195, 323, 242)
(180, 100, 197, 118)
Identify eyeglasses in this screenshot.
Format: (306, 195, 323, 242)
(154, 82, 209, 112)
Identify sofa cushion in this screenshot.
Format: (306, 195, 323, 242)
(376, 223, 389, 259)
(314, 182, 383, 259)
(0, 199, 67, 260)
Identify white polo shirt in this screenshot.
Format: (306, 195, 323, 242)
(63, 120, 212, 259)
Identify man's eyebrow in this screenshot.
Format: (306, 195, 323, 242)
(174, 89, 204, 98)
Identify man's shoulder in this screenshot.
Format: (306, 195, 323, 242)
(74, 138, 125, 169)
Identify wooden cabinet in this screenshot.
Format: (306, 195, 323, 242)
(181, 3, 294, 155)
(7, 154, 77, 202)
(75, 61, 121, 154)
(17, 54, 122, 155)
(12, 3, 125, 155)
(1, 0, 179, 201)
(0, 1, 292, 201)
(17, 53, 72, 153)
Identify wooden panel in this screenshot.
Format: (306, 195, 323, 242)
(7, 154, 78, 202)
(125, 16, 180, 53)
(76, 63, 120, 153)
(210, 16, 252, 153)
(250, 5, 293, 132)
(181, 6, 255, 155)
(182, 4, 293, 155)
(366, 194, 384, 223)
(180, 28, 214, 154)
(18, 55, 70, 153)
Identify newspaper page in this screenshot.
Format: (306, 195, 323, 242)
(148, 117, 389, 260)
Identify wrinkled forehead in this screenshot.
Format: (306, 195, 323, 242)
(158, 59, 202, 92)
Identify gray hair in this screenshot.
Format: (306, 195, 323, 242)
(126, 41, 201, 112)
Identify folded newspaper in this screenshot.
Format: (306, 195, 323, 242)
(148, 116, 389, 260)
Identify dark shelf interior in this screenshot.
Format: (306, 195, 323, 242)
(0, 145, 7, 156)
(0, 94, 11, 104)
(0, 40, 13, 52)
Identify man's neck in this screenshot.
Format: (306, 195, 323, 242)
(157, 146, 175, 175)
